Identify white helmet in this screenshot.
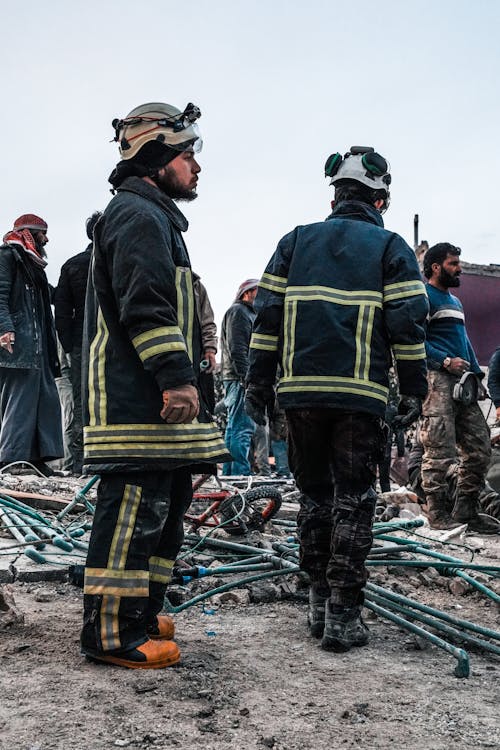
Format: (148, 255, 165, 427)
(325, 146, 391, 208)
(112, 102, 202, 160)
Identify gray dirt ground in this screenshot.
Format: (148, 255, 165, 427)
(0, 574, 499, 750)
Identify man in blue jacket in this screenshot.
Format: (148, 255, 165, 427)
(420, 243, 498, 533)
(246, 147, 428, 652)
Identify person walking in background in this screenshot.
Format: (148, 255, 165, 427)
(0, 214, 63, 476)
(220, 279, 259, 475)
(55, 211, 101, 474)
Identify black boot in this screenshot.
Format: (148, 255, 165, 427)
(452, 496, 500, 534)
(307, 588, 328, 638)
(321, 601, 369, 652)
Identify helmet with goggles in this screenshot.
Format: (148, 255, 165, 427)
(112, 102, 202, 160)
(325, 146, 391, 210)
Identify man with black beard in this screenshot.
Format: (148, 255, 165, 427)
(420, 243, 497, 532)
(0, 214, 62, 476)
(80, 102, 229, 669)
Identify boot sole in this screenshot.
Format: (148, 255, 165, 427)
(83, 646, 180, 669)
(321, 637, 369, 653)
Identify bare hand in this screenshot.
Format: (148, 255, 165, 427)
(0, 331, 15, 354)
(160, 384, 199, 423)
(202, 350, 217, 374)
(446, 357, 470, 376)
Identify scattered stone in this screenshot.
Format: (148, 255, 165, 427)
(212, 590, 250, 606)
(34, 590, 55, 603)
(261, 736, 276, 748)
(448, 578, 472, 596)
(114, 740, 131, 747)
(246, 582, 280, 603)
(240, 707, 250, 716)
(0, 585, 24, 628)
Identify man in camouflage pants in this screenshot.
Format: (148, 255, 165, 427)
(420, 243, 498, 533)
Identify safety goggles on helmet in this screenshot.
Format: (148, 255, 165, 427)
(112, 102, 203, 160)
(325, 146, 391, 192)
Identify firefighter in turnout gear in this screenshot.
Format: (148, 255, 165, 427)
(80, 102, 229, 669)
(246, 147, 429, 652)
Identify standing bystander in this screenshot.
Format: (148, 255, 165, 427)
(0, 215, 62, 475)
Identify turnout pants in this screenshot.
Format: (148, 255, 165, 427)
(287, 409, 383, 607)
(81, 468, 192, 654)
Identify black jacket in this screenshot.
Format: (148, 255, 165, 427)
(248, 201, 428, 419)
(0, 244, 59, 375)
(220, 300, 256, 381)
(55, 245, 91, 352)
(82, 176, 229, 473)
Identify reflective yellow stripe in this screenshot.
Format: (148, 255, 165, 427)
(85, 422, 225, 441)
(149, 556, 174, 584)
(260, 273, 288, 294)
(108, 484, 142, 570)
(392, 342, 426, 361)
(84, 568, 149, 596)
(250, 332, 279, 352)
(85, 442, 228, 460)
(364, 305, 375, 380)
(176, 267, 194, 362)
(283, 299, 297, 378)
(354, 305, 366, 379)
(286, 286, 383, 307)
(383, 280, 426, 303)
(101, 595, 121, 651)
(88, 307, 109, 427)
(278, 375, 388, 403)
(132, 326, 187, 362)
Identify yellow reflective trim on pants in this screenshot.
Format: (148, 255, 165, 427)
(84, 567, 149, 596)
(100, 594, 121, 652)
(149, 556, 174, 584)
(383, 280, 426, 302)
(250, 332, 279, 352)
(88, 307, 109, 427)
(260, 273, 288, 293)
(108, 484, 142, 570)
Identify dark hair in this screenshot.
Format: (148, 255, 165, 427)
(423, 242, 461, 279)
(334, 180, 387, 208)
(86, 211, 103, 240)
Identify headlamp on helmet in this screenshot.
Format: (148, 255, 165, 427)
(112, 102, 203, 161)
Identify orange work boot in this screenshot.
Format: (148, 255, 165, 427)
(146, 614, 175, 640)
(84, 638, 180, 669)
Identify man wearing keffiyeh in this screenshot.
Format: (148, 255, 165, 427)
(0, 214, 63, 476)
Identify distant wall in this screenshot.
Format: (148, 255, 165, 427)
(455, 273, 500, 366)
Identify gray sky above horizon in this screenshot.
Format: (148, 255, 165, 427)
(2, 0, 499, 332)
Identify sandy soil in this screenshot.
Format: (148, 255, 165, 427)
(0, 572, 499, 750)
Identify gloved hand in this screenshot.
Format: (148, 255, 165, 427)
(160, 384, 199, 424)
(392, 395, 422, 429)
(0, 331, 15, 354)
(244, 383, 275, 426)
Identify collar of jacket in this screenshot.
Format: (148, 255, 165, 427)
(327, 200, 384, 228)
(117, 177, 189, 232)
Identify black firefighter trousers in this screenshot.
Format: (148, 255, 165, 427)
(81, 468, 192, 655)
(287, 409, 384, 608)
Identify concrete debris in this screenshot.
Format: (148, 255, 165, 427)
(0, 584, 24, 628)
(448, 578, 472, 597)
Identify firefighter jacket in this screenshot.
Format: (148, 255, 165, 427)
(248, 201, 429, 419)
(82, 177, 229, 472)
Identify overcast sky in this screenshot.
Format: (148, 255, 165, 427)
(2, 0, 499, 332)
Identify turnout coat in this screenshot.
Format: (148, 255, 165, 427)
(82, 177, 229, 473)
(248, 201, 429, 419)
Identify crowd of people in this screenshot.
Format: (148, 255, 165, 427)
(0, 99, 499, 669)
